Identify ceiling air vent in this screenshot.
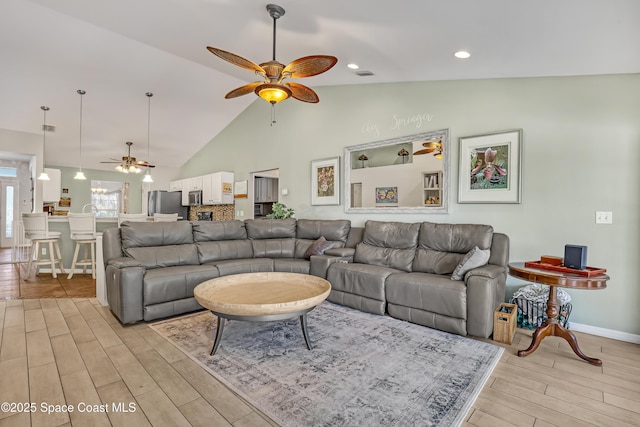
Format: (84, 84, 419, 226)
(354, 70, 374, 77)
(42, 124, 55, 132)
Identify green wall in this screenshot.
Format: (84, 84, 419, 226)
(181, 74, 640, 336)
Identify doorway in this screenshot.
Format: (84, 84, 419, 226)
(1, 180, 19, 248)
(251, 169, 279, 219)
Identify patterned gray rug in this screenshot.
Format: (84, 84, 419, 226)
(150, 302, 503, 426)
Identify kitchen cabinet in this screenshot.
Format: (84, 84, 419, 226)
(169, 179, 183, 192)
(42, 168, 61, 202)
(254, 177, 278, 203)
(202, 172, 234, 205)
(186, 176, 203, 191)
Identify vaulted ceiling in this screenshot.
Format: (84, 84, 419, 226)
(1, 0, 638, 172)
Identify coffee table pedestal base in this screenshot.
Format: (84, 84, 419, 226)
(209, 308, 315, 356)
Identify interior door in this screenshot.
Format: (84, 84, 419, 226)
(0, 181, 18, 248)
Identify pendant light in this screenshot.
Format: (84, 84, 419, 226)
(73, 89, 87, 180)
(142, 92, 154, 183)
(37, 106, 50, 181)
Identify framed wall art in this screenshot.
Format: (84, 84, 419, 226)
(375, 187, 398, 205)
(458, 129, 522, 203)
(311, 156, 340, 205)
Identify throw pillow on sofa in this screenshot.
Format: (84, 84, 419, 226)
(304, 236, 335, 259)
(451, 246, 490, 280)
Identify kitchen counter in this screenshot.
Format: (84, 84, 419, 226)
(47, 216, 119, 223)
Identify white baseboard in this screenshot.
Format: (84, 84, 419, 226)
(570, 322, 640, 344)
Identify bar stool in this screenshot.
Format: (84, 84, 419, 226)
(117, 213, 148, 227)
(153, 213, 178, 222)
(67, 213, 97, 279)
(22, 212, 65, 278)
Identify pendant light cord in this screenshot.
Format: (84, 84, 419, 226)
(41, 106, 49, 171)
(146, 92, 153, 173)
(77, 90, 86, 171)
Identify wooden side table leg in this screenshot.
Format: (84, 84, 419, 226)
(555, 324, 602, 366)
(517, 323, 553, 358)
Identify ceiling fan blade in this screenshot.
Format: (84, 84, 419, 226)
(421, 141, 441, 148)
(413, 148, 436, 155)
(100, 161, 122, 164)
(225, 82, 263, 99)
(282, 55, 338, 78)
(287, 82, 319, 103)
(206, 46, 265, 75)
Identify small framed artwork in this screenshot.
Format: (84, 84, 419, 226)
(458, 129, 522, 203)
(375, 187, 398, 205)
(311, 156, 340, 205)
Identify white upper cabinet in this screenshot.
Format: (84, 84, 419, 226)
(42, 168, 61, 202)
(202, 172, 234, 205)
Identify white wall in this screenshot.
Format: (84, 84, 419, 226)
(182, 74, 639, 336)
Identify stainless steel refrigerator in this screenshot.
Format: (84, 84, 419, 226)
(147, 190, 188, 219)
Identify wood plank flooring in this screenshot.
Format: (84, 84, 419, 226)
(0, 297, 638, 426)
(0, 246, 638, 426)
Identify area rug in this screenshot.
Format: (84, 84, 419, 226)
(150, 302, 503, 426)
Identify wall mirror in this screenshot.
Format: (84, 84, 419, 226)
(344, 128, 449, 213)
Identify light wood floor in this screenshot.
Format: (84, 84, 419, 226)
(1, 286, 639, 425)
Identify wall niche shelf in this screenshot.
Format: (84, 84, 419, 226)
(422, 171, 442, 207)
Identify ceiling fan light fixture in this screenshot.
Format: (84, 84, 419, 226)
(256, 84, 291, 104)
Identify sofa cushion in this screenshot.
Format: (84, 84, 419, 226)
(125, 245, 200, 269)
(251, 239, 296, 259)
(451, 246, 491, 280)
(412, 222, 494, 274)
(296, 219, 350, 246)
(196, 240, 254, 264)
(353, 220, 420, 272)
(386, 272, 467, 320)
(121, 221, 193, 249)
(143, 264, 219, 305)
(245, 218, 296, 239)
(192, 220, 247, 241)
(273, 259, 310, 274)
(212, 258, 274, 276)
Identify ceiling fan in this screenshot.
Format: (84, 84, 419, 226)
(206, 4, 337, 104)
(413, 138, 443, 159)
(100, 141, 155, 174)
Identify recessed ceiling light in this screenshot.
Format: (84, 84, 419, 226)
(347, 63, 360, 70)
(454, 51, 471, 59)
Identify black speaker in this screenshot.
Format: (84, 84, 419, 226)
(564, 244, 587, 270)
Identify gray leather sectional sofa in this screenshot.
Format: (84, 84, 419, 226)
(102, 218, 508, 338)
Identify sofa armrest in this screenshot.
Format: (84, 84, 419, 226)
(108, 257, 144, 269)
(465, 264, 505, 280)
(324, 247, 355, 259)
(310, 254, 351, 279)
(464, 264, 507, 338)
(105, 259, 145, 324)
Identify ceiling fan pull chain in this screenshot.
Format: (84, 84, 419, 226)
(270, 103, 276, 126)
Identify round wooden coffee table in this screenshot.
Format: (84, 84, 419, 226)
(194, 272, 331, 355)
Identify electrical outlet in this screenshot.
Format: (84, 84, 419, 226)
(595, 211, 613, 224)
